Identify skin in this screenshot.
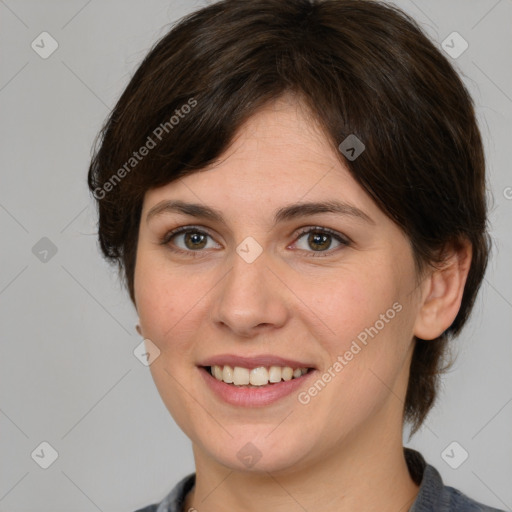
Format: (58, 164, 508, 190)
(133, 94, 471, 512)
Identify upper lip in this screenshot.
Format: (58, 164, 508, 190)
(199, 354, 316, 370)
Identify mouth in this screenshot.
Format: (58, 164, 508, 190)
(197, 354, 318, 406)
(202, 364, 315, 387)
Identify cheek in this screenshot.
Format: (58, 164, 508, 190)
(293, 260, 413, 406)
(134, 247, 206, 344)
(134, 255, 211, 432)
(292, 260, 402, 348)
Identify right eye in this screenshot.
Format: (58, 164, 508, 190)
(160, 226, 221, 257)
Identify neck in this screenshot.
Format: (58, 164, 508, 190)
(184, 408, 419, 512)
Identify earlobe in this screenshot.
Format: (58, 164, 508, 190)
(413, 240, 472, 340)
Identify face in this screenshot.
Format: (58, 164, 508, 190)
(134, 95, 424, 475)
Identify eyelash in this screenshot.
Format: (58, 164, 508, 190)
(159, 225, 351, 259)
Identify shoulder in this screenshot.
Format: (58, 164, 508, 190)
(130, 472, 196, 512)
(405, 448, 506, 512)
(437, 481, 506, 512)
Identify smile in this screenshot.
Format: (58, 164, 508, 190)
(199, 365, 316, 407)
(207, 364, 311, 386)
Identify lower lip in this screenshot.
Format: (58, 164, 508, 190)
(199, 367, 316, 407)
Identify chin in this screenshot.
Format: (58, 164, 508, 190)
(199, 430, 315, 474)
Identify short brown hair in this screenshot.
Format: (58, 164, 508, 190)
(87, 0, 490, 434)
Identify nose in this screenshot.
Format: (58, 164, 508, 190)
(209, 247, 290, 338)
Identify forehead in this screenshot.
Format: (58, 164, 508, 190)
(141, 96, 379, 223)
(220, 95, 336, 169)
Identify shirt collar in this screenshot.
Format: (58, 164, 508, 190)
(155, 447, 441, 512)
(404, 447, 446, 511)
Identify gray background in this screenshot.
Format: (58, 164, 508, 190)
(0, 0, 511, 511)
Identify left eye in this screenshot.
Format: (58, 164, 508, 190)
(292, 228, 349, 255)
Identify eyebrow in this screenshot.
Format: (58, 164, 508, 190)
(146, 199, 374, 226)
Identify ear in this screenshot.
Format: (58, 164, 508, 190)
(413, 239, 472, 340)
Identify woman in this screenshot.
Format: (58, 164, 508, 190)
(88, 0, 504, 510)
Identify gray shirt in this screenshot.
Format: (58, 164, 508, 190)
(134, 448, 506, 512)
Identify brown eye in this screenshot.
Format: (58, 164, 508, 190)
(182, 231, 208, 250)
(293, 227, 349, 256)
(160, 226, 220, 257)
(306, 231, 332, 251)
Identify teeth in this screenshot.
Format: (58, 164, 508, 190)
(269, 366, 282, 383)
(282, 367, 293, 381)
(210, 365, 309, 386)
(222, 365, 234, 383)
(249, 367, 268, 386)
(213, 365, 223, 380)
(233, 366, 250, 385)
